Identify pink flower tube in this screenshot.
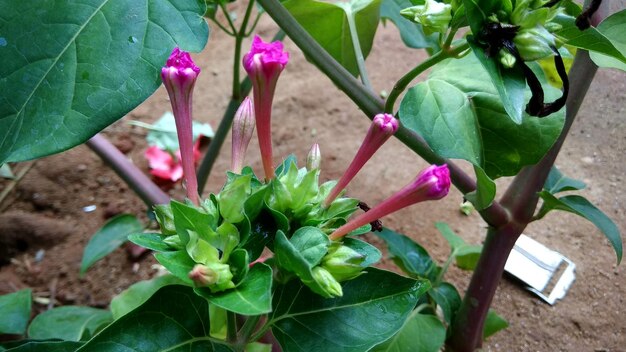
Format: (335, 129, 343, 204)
(231, 97, 256, 174)
(243, 35, 289, 180)
(329, 164, 451, 240)
(324, 113, 399, 206)
(161, 47, 201, 205)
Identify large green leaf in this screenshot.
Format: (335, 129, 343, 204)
(27, 306, 112, 341)
(537, 192, 622, 263)
(428, 282, 461, 325)
(196, 263, 273, 315)
(77, 285, 232, 351)
(380, 0, 439, 50)
(370, 312, 445, 352)
(110, 275, 185, 319)
(0, 0, 208, 163)
(2, 341, 83, 352)
(543, 166, 586, 194)
(0, 289, 31, 335)
(80, 214, 143, 276)
(375, 227, 439, 281)
(470, 39, 527, 124)
(464, 165, 496, 210)
(399, 53, 565, 179)
(554, 13, 626, 66)
(270, 268, 430, 352)
(590, 9, 626, 71)
(283, 0, 381, 77)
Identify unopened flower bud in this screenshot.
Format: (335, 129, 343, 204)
(322, 244, 365, 281)
(243, 36, 289, 180)
(513, 26, 556, 61)
(400, 0, 452, 35)
(188, 263, 235, 292)
(306, 143, 321, 170)
(161, 48, 201, 205)
(324, 113, 399, 206)
(231, 97, 256, 173)
(499, 49, 517, 68)
(312, 266, 343, 298)
(330, 164, 450, 240)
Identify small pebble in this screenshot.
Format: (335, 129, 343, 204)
(82, 205, 97, 213)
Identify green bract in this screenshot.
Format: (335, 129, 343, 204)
(131, 157, 376, 298)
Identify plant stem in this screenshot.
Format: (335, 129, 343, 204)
(448, 3, 606, 349)
(238, 315, 262, 343)
(344, 7, 372, 89)
(87, 134, 170, 206)
(219, 2, 238, 35)
(227, 311, 238, 344)
(384, 41, 469, 114)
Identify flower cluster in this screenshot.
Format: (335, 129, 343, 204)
(146, 40, 450, 298)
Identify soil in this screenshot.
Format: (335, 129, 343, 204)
(1, 6, 625, 351)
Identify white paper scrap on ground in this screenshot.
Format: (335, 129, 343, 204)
(504, 234, 576, 305)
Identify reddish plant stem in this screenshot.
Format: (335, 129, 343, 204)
(87, 134, 170, 206)
(448, 2, 607, 349)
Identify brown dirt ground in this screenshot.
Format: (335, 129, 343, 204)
(1, 6, 625, 351)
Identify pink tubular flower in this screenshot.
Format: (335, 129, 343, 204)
(324, 113, 399, 206)
(161, 47, 201, 204)
(231, 97, 256, 174)
(329, 164, 450, 240)
(243, 35, 289, 180)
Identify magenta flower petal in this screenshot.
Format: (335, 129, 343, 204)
(329, 164, 450, 240)
(324, 113, 399, 206)
(243, 36, 289, 180)
(161, 47, 201, 204)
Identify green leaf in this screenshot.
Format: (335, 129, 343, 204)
(80, 214, 143, 276)
(554, 14, 626, 66)
(483, 309, 508, 339)
(590, 9, 626, 71)
(154, 250, 196, 284)
(537, 192, 622, 263)
(77, 285, 233, 352)
(0, 0, 209, 163)
(543, 166, 586, 194)
(375, 228, 439, 281)
(245, 342, 272, 352)
(110, 275, 186, 319)
(283, 0, 381, 77)
(464, 165, 496, 210)
(270, 268, 430, 352)
(128, 233, 173, 252)
(171, 200, 213, 245)
(380, 0, 439, 49)
(470, 39, 527, 124)
(219, 175, 252, 223)
(435, 222, 482, 271)
(196, 263, 273, 315)
(0, 289, 31, 335)
(371, 312, 446, 352)
(2, 341, 83, 352)
(131, 111, 214, 152)
(343, 237, 382, 267)
(289, 227, 330, 266)
(461, 0, 502, 35)
(400, 53, 565, 179)
(27, 306, 112, 341)
(428, 282, 461, 325)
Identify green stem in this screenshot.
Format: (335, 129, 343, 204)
(239, 315, 262, 343)
(384, 41, 469, 114)
(219, 2, 238, 35)
(443, 27, 458, 49)
(227, 311, 238, 344)
(345, 7, 372, 89)
(435, 251, 456, 285)
(245, 13, 263, 37)
(211, 18, 236, 36)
